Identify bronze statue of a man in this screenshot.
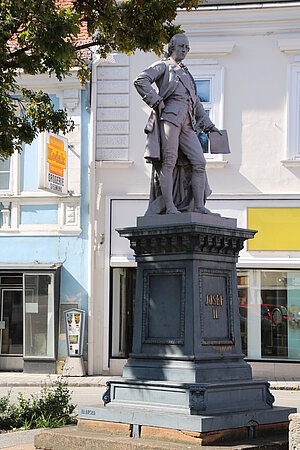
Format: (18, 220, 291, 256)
(134, 33, 220, 216)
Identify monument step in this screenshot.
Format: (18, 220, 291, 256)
(78, 405, 295, 434)
(34, 422, 289, 449)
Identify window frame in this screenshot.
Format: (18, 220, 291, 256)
(287, 62, 300, 161)
(22, 269, 61, 361)
(0, 156, 12, 193)
(188, 63, 224, 162)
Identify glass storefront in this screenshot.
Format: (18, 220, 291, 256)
(111, 267, 300, 362)
(238, 269, 300, 360)
(1, 289, 23, 355)
(0, 275, 23, 356)
(110, 268, 136, 358)
(24, 274, 55, 358)
(0, 269, 60, 371)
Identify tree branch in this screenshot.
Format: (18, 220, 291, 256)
(74, 40, 97, 51)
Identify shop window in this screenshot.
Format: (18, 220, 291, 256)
(110, 268, 136, 358)
(0, 157, 11, 191)
(24, 273, 55, 358)
(0, 269, 60, 371)
(237, 269, 300, 360)
(0, 289, 23, 355)
(237, 272, 248, 355)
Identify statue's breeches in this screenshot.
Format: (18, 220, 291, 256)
(160, 116, 206, 173)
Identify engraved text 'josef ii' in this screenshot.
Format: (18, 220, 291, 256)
(206, 294, 223, 320)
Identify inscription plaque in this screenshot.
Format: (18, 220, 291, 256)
(142, 269, 185, 345)
(199, 269, 234, 346)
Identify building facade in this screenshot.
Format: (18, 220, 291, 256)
(0, 71, 90, 373)
(88, 2, 300, 378)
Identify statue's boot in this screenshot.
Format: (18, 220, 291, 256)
(160, 167, 180, 214)
(192, 170, 220, 216)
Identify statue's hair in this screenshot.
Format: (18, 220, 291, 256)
(165, 33, 187, 58)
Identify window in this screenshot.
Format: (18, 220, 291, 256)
(189, 64, 224, 160)
(24, 273, 55, 359)
(0, 270, 59, 360)
(196, 79, 212, 117)
(195, 79, 212, 154)
(286, 63, 300, 162)
(0, 157, 11, 190)
(110, 268, 136, 358)
(237, 269, 300, 360)
(0, 289, 23, 355)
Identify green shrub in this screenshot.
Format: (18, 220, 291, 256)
(0, 377, 76, 430)
(0, 391, 18, 429)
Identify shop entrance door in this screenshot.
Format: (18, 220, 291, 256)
(0, 289, 23, 370)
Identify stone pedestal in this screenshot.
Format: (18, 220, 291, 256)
(79, 212, 295, 438)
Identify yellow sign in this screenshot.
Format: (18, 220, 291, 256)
(248, 208, 300, 251)
(39, 132, 68, 195)
(47, 136, 67, 177)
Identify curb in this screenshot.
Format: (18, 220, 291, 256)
(0, 376, 300, 390)
(0, 381, 108, 387)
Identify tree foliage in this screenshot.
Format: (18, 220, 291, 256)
(0, 0, 198, 159)
(75, 0, 198, 56)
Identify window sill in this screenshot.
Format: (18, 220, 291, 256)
(281, 159, 300, 168)
(110, 256, 137, 267)
(206, 159, 228, 168)
(96, 160, 134, 169)
(0, 228, 82, 236)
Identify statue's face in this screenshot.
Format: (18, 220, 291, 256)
(171, 35, 190, 62)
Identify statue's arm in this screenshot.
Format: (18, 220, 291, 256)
(133, 62, 166, 109)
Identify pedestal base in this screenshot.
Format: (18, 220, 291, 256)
(78, 403, 294, 435)
(101, 377, 275, 415)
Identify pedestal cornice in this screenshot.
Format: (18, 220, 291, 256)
(118, 219, 256, 258)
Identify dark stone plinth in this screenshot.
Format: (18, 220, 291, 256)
(78, 212, 295, 433)
(137, 211, 237, 228)
(102, 378, 275, 415)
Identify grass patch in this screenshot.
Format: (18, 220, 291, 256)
(0, 377, 77, 430)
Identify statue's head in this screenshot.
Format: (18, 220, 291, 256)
(167, 33, 190, 62)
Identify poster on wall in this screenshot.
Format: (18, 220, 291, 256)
(38, 132, 68, 195)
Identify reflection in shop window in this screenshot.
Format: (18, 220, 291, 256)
(237, 272, 248, 355)
(110, 268, 136, 358)
(237, 269, 300, 360)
